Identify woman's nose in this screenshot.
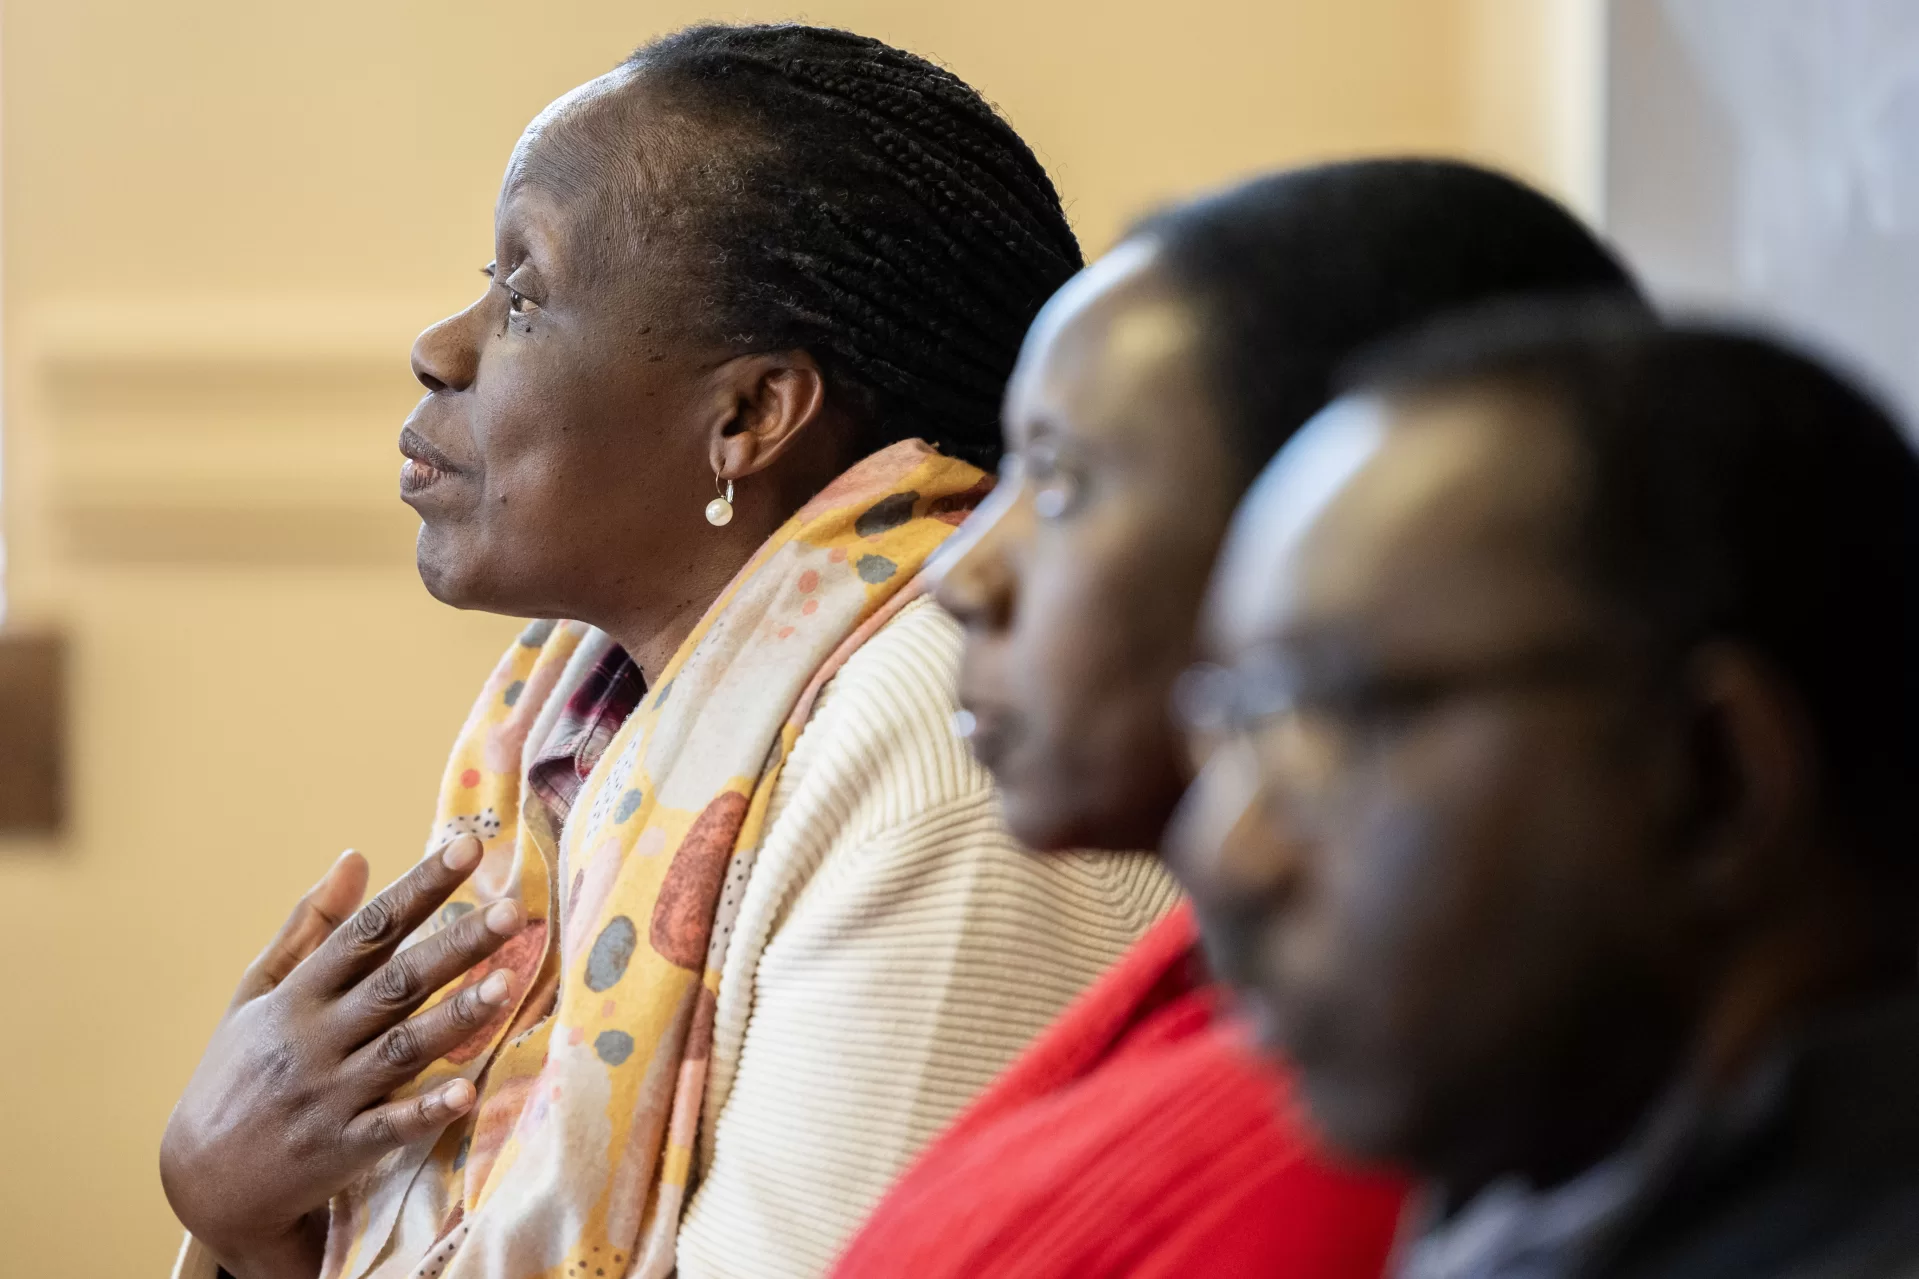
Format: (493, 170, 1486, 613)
(411, 304, 482, 394)
(931, 503, 1018, 633)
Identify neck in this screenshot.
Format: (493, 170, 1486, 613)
(1432, 995, 1689, 1210)
(584, 418, 897, 683)
(604, 563, 744, 688)
(593, 511, 776, 686)
(594, 441, 854, 684)
(1689, 877, 1903, 1091)
(1436, 871, 1898, 1209)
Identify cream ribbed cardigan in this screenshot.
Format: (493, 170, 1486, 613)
(174, 597, 1179, 1279)
(678, 597, 1179, 1278)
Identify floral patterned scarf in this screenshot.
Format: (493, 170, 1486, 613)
(324, 440, 989, 1279)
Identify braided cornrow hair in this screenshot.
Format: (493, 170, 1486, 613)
(627, 23, 1084, 468)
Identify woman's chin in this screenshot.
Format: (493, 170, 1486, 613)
(1004, 770, 1183, 856)
(1001, 803, 1078, 856)
(1000, 780, 1126, 856)
(413, 528, 499, 612)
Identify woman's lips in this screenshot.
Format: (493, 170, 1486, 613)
(398, 426, 462, 497)
(400, 457, 448, 494)
(955, 701, 1019, 773)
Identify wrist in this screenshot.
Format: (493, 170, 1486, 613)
(208, 1210, 326, 1279)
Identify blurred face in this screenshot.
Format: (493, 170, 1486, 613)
(1169, 387, 1699, 1191)
(402, 70, 735, 623)
(934, 240, 1240, 852)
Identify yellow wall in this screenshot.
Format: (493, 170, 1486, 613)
(0, 2, 1591, 1272)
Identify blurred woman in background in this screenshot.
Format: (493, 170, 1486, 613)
(160, 25, 1177, 1279)
(834, 159, 1647, 1278)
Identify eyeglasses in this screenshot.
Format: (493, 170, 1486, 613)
(1173, 640, 1632, 802)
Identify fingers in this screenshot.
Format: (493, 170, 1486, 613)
(335, 896, 525, 1045)
(340, 1077, 477, 1161)
(347, 968, 516, 1092)
(301, 836, 487, 994)
(235, 852, 370, 1005)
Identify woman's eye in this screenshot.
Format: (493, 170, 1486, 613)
(496, 267, 541, 319)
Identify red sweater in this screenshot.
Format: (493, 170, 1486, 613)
(831, 902, 1407, 1278)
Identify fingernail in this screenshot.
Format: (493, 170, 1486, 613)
(441, 835, 482, 873)
(311, 850, 356, 891)
(479, 971, 512, 1004)
(484, 900, 522, 935)
(440, 1079, 476, 1111)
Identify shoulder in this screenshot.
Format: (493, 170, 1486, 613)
(1617, 1158, 1919, 1279)
(769, 595, 1183, 929)
(838, 1021, 1406, 1278)
(813, 593, 966, 733)
(773, 595, 982, 834)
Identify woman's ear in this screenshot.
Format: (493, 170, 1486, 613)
(1672, 642, 1818, 914)
(706, 349, 830, 481)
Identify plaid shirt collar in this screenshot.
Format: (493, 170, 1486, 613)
(525, 642, 646, 831)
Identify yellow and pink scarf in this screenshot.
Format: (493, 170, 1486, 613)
(324, 440, 989, 1279)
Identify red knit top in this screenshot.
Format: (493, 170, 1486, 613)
(830, 902, 1408, 1278)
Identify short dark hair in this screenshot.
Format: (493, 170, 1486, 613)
(1354, 308, 1919, 861)
(625, 23, 1083, 469)
(1130, 159, 1646, 480)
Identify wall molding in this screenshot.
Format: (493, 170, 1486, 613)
(19, 296, 441, 567)
(56, 502, 422, 566)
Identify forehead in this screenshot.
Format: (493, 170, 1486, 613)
(1005, 239, 1214, 449)
(496, 68, 701, 288)
(504, 68, 646, 201)
(1208, 385, 1597, 659)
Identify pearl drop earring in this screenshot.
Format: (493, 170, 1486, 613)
(706, 474, 736, 527)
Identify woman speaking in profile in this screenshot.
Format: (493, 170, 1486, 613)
(160, 25, 1177, 1279)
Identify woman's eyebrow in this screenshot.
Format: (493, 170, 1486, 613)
(1018, 414, 1068, 447)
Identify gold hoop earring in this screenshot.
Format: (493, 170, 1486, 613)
(705, 474, 736, 527)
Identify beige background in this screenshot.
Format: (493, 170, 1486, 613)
(0, 1, 1596, 1272)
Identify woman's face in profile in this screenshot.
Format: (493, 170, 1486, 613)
(934, 239, 1241, 852)
(399, 70, 730, 623)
